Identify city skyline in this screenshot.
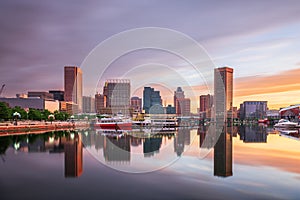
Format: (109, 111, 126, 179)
(1, 1, 300, 110)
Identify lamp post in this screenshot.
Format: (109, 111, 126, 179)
(48, 114, 55, 124)
(13, 112, 21, 126)
(70, 115, 75, 125)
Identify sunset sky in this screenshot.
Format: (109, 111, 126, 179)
(1, 0, 300, 111)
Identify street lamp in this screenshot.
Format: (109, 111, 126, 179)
(70, 115, 75, 124)
(13, 112, 21, 126)
(48, 114, 55, 124)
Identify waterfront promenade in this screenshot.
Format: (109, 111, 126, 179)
(0, 121, 89, 136)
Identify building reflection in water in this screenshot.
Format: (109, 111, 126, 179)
(197, 126, 207, 148)
(214, 125, 233, 177)
(238, 125, 267, 143)
(198, 124, 233, 178)
(0, 131, 84, 178)
(174, 128, 190, 156)
(103, 135, 131, 163)
(144, 137, 162, 157)
(63, 133, 83, 178)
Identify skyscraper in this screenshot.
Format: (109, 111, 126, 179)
(103, 79, 130, 115)
(174, 87, 184, 114)
(143, 87, 163, 114)
(174, 87, 190, 116)
(64, 66, 83, 112)
(214, 67, 233, 121)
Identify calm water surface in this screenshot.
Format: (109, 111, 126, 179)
(1, 125, 300, 200)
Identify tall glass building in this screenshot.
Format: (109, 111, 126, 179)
(103, 79, 130, 115)
(143, 87, 162, 114)
(214, 67, 233, 122)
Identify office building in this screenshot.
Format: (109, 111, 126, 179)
(49, 90, 64, 101)
(174, 87, 185, 111)
(214, 67, 233, 121)
(0, 97, 59, 113)
(82, 96, 95, 113)
(64, 66, 83, 112)
(176, 98, 191, 116)
(174, 87, 190, 116)
(131, 96, 142, 113)
(103, 79, 130, 115)
(239, 101, 267, 120)
(95, 93, 105, 113)
(143, 87, 163, 114)
(165, 105, 176, 114)
(28, 91, 54, 100)
(200, 94, 213, 119)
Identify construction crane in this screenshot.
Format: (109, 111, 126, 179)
(0, 84, 5, 96)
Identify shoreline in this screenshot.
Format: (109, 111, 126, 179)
(0, 121, 89, 136)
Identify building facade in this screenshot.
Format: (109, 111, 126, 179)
(174, 87, 185, 114)
(28, 91, 54, 100)
(103, 79, 130, 115)
(95, 93, 105, 114)
(214, 67, 233, 122)
(239, 101, 268, 120)
(199, 94, 213, 119)
(165, 105, 176, 114)
(143, 87, 163, 114)
(176, 98, 191, 116)
(64, 66, 83, 112)
(130, 96, 142, 113)
(0, 98, 59, 113)
(49, 90, 64, 101)
(82, 96, 95, 113)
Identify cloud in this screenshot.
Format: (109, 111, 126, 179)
(1, 0, 300, 98)
(234, 68, 300, 97)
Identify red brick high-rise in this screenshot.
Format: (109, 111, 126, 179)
(64, 66, 82, 112)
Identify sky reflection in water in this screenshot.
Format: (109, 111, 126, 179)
(0, 125, 299, 199)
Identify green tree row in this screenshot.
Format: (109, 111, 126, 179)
(0, 102, 70, 121)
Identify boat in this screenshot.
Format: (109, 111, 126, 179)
(279, 129, 300, 141)
(274, 119, 298, 128)
(279, 129, 299, 135)
(258, 118, 269, 123)
(94, 117, 132, 130)
(132, 118, 178, 127)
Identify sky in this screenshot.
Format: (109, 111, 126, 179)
(1, 0, 300, 111)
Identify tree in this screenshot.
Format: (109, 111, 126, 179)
(41, 109, 51, 121)
(53, 110, 70, 121)
(0, 102, 11, 121)
(28, 108, 42, 121)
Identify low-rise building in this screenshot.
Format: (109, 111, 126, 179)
(0, 97, 59, 113)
